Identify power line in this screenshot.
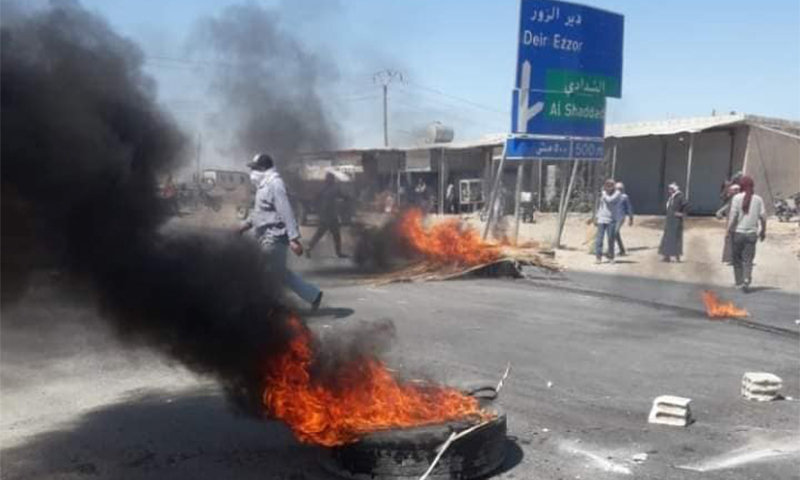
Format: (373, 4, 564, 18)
(406, 80, 509, 116)
(395, 86, 507, 120)
(389, 95, 504, 131)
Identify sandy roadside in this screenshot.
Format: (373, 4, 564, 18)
(169, 205, 800, 293)
(460, 212, 800, 293)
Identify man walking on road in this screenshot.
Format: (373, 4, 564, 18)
(613, 182, 634, 256)
(727, 175, 767, 292)
(306, 172, 348, 258)
(239, 153, 323, 310)
(594, 179, 622, 264)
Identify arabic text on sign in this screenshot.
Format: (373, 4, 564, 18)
(522, 31, 583, 53)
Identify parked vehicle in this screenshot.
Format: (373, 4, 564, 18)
(774, 193, 799, 222)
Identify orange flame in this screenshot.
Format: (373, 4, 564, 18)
(263, 317, 489, 446)
(701, 290, 748, 319)
(396, 209, 500, 266)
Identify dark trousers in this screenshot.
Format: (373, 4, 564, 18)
(614, 222, 626, 254)
(308, 220, 342, 255)
(731, 232, 757, 286)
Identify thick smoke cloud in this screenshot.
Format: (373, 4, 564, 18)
(1, 1, 293, 413)
(192, 3, 340, 163)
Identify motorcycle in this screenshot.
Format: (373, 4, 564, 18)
(774, 194, 798, 222)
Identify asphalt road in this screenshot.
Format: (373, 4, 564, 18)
(2, 259, 798, 480)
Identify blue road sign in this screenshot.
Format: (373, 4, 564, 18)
(505, 137, 604, 161)
(511, 89, 605, 138)
(572, 139, 604, 160)
(510, 0, 623, 140)
(515, 0, 624, 96)
(506, 137, 571, 160)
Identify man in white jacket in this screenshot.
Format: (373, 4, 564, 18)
(240, 153, 322, 309)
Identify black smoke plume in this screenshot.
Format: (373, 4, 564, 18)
(1, 1, 293, 413)
(352, 210, 420, 272)
(191, 3, 340, 163)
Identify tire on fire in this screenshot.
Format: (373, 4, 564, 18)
(317, 404, 507, 480)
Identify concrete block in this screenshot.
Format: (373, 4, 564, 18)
(648, 395, 692, 426)
(742, 372, 782, 402)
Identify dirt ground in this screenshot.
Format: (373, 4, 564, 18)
(177, 204, 800, 294)
(462, 212, 800, 294)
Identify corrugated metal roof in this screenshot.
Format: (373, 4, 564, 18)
(317, 114, 799, 153)
(605, 114, 746, 138)
(605, 114, 800, 138)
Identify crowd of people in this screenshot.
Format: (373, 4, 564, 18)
(236, 151, 770, 309)
(591, 173, 767, 292)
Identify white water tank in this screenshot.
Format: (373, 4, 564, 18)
(426, 122, 454, 144)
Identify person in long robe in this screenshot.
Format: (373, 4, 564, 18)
(658, 182, 689, 262)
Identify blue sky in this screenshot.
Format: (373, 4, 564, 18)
(80, 0, 799, 152)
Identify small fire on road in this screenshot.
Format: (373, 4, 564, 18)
(262, 316, 491, 447)
(701, 290, 748, 319)
(396, 209, 501, 267)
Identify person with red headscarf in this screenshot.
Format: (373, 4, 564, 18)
(727, 175, 767, 292)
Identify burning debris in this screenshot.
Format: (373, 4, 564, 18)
(357, 209, 561, 284)
(263, 317, 492, 447)
(701, 290, 749, 319)
(1, 3, 505, 459)
(398, 209, 502, 266)
(0, 1, 405, 425)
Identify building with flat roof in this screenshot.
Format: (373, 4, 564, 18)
(295, 114, 799, 215)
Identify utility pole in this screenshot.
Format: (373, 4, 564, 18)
(195, 132, 202, 183)
(373, 69, 404, 147)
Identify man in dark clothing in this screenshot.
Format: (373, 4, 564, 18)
(613, 182, 634, 255)
(306, 172, 348, 258)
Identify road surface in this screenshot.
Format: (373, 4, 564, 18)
(2, 258, 798, 479)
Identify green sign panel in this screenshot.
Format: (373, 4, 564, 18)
(545, 69, 621, 97)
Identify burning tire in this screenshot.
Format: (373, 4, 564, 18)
(317, 404, 506, 480)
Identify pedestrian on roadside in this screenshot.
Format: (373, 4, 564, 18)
(594, 179, 622, 264)
(658, 182, 689, 262)
(727, 175, 767, 292)
(719, 171, 743, 207)
(445, 182, 456, 214)
(613, 182, 634, 256)
(306, 172, 349, 259)
(716, 183, 741, 264)
(414, 177, 428, 210)
(239, 153, 323, 310)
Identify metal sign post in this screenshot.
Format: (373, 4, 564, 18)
(486, 0, 623, 246)
(482, 142, 508, 240)
(513, 163, 525, 243)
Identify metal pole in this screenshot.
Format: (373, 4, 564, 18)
(195, 132, 202, 182)
(439, 149, 446, 215)
(382, 84, 388, 147)
(513, 163, 524, 244)
(373, 70, 404, 148)
(553, 148, 580, 249)
(537, 160, 543, 211)
(554, 160, 579, 248)
(610, 141, 618, 179)
(482, 143, 508, 240)
(684, 132, 695, 201)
